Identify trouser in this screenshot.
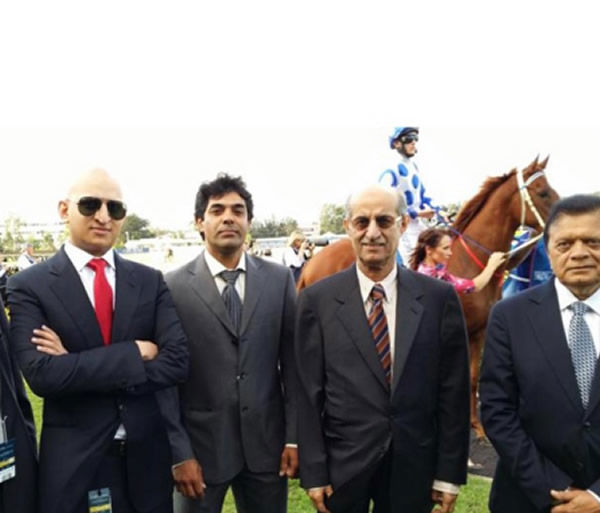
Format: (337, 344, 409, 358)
(173, 465, 287, 513)
(76, 440, 172, 513)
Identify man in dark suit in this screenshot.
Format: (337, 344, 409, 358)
(7, 168, 189, 513)
(0, 296, 37, 513)
(481, 194, 600, 513)
(295, 184, 470, 513)
(166, 173, 297, 513)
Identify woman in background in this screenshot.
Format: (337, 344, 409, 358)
(409, 228, 507, 293)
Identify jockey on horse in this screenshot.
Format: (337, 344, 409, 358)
(379, 127, 436, 265)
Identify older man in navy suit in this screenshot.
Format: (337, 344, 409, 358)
(8, 169, 189, 513)
(481, 194, 600, 513)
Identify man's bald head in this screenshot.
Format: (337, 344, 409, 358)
(58, 169, 126, 257)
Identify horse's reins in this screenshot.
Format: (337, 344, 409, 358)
(446, 167, 548, 283)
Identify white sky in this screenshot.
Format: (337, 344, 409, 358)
(1, 1, 599, 230)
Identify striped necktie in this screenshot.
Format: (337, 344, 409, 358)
(220, 270, 243, 334)
(368, 283, 391, 385)
(569, 301, 597, 409)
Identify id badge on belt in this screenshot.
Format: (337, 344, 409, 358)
(0, 416, 16, 483)
(88, 488, 112, 513)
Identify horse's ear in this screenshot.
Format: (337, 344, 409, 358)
(539, 155, 550, 169)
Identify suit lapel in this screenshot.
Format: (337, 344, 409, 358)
(189, 253, 237, 337)
(48, 248, 104, 349)
(112, 254, 142, 344)
(335, 266, 389, 392)
(239, 255, 264, 336)
(528, 282, 583, 413)
(391, 268, 424, 392)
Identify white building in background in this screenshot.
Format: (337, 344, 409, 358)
(0, 220, 66, 245)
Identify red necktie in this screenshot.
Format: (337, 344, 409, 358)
(87, 258, 113, 345)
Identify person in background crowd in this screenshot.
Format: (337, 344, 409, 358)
(17, 243, 37, 271)
(282, 230, 312, 282)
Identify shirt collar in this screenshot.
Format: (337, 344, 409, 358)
(356, 264, 397, 304)
(64, 241, 115, 272)
(203, 248, 246, 278)
(554, 277, 600, 315)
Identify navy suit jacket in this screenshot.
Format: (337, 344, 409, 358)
(7, 247, 188, 513)
(165, 252, 297, 484)
(295, 265, 470, 513)
(0, 297, 38, 513)
(481, 280, 600, 513)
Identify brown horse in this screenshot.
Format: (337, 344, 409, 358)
(297, 157, 560, 438)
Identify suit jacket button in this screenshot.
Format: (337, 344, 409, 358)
(584, 421, 592, 429)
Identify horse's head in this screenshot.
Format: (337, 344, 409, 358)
(512, 156, 560, 230)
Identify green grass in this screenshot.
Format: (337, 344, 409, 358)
(27, 386, 491, 512)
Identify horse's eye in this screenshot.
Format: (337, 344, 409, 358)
(537, 189, 549, 199)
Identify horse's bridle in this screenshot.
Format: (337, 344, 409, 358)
(509, 167, 547, 256)
(448, 166, 549, 276)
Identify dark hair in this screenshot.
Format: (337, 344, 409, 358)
(408, 228, 452, 270)
(194, 173, 254, 221)
(543, 194, 600, 245)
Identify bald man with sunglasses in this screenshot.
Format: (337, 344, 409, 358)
(7, 169, 189, 513)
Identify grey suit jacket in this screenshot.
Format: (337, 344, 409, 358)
(296, 264, 470, 513)
(166, 251, 297, 484)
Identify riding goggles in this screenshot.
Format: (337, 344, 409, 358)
(401, 135, 418, 144)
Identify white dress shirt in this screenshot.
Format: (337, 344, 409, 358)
(555, 278, 600, 355)
(203, 249, 246, 302)
(64, 242, 125, 439)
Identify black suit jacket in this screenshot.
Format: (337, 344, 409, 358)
(0, 297, 37, 513)
(165, 252, 297, 484)
(295, 265, 470, 512)
(481, 280, 600, 513)
(7, 247, 189, 513)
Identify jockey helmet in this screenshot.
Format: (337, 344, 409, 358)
(389, 127, 419, 148)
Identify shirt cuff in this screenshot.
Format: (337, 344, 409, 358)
(285, 443, 298, 448)
(587, 489, 600, 504)
(432, 480, 460, 495)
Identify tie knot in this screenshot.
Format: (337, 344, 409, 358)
(87, 258, 108, 273)
(370, 283, 386, 302)
(571, 301, 591, 316)
(220, 269, 242, 286)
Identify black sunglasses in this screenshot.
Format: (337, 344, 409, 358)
(401, 135, 418, 144)
(350, 215, 399, 230)
(75, 196, 127, 220)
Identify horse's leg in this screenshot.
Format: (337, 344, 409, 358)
(469, 330, 486, 439)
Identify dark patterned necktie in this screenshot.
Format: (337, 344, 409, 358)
(368, 283, 391, 384)
(569, 301, 597, 408)
(220, 270, 243, 333)
(86, 258, 113, 345)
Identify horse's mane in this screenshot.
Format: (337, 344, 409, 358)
(452, 170, 515, 233)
